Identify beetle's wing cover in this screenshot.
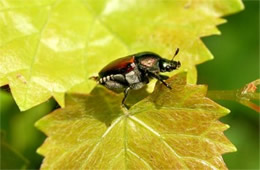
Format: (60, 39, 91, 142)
(99, 56, 135, 77)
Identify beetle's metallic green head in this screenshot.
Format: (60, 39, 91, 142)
(159, 48, 181, 72)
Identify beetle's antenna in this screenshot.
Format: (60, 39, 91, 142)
(172, 48, 179, 61)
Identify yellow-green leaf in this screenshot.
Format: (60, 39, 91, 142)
(36, 73, 236, 169)
(0, 0, 244, 111)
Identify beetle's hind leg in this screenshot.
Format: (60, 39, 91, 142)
(122, 87, 131, 109)
(91, 74, 131, 109)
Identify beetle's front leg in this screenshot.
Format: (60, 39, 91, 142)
(159, 74, 169, 80)
(149, 72, 172, 89)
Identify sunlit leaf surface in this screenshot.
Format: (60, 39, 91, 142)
(36, 73, 236, 169)
(0, 0, 243, 110)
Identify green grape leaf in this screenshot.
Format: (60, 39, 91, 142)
(36, 73, 236, 169)
(0, 131, 29, 169)
(0, 0, 243, 111)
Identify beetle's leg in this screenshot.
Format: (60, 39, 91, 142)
(122, 87, 131, 109)
(149, 72, 172, 89)
(89, 76, 99, 82)
(159, 74, 169, 80)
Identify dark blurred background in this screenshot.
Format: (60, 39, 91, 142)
(0, 0, 259, 169)
(199, 0, 259, 169)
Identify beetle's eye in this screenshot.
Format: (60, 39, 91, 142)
(162, 63, 167, 67)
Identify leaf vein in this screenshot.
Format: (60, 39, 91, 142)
(182, 157, 218, 170)
(22, 0, 59, 107)
(129, 116, 189, 169)
(127, 148, 153, 170)
(82, 1, 131, 52)
(163, 133, 235, 151)
(80, 117, 122, 169)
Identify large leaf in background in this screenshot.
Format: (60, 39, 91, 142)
(0, 0, 243, 111)
(36, 73, 236, 169)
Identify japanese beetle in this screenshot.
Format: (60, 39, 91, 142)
(91, 48, 181, 108)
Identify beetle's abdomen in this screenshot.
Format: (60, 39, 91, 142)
(99, 74, 126, 84)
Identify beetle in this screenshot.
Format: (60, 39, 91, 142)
(91, 48, 181, 108)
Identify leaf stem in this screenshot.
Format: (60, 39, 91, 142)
(207, 79, 260, 113)
(207, 90, 237, 101)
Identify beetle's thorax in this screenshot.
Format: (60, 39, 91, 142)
(135, 53, 161, 73)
